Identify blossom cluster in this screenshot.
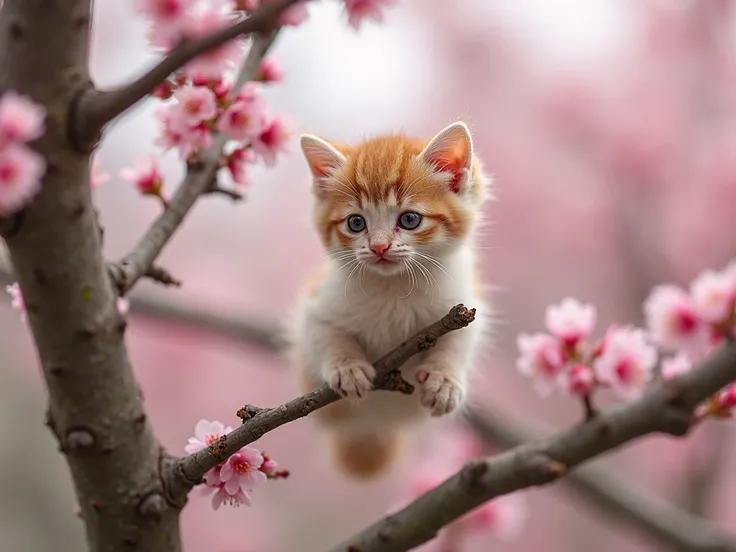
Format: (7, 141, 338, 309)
(184, 419, 288, 509)
(0, 92, 47, 216)
(392, 429, 527, 551)
(122, 0, 399, 202)
(644, 259, 736, 418)
(516, 259, 736, 418)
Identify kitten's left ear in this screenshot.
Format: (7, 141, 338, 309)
(418, 121, 473, 194)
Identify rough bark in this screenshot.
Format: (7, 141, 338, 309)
(0, 1, 179, 551)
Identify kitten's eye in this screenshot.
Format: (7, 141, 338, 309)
(347, 214, 366, 233)
(398, 211, 422, 230)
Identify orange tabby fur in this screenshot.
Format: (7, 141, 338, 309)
(288, 121, 492, 479)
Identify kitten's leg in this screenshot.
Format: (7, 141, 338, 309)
(415, 326, 478, 416)
(304, 319, 375, 401)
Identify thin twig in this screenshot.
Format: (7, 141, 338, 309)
(334, 341, 736, 552)
(73, 0, 303, 144)
(466, 409, 736, 552)
(164, 305, 477, 502)
(107, 32, 278, 294)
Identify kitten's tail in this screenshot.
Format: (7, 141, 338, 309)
(330, 430, 402, 480)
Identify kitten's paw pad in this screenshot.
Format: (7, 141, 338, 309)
(326, 360, 376, 400)
(418, 371, 465, 416)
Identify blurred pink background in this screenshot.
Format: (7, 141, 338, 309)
(2, 0, 736, 550)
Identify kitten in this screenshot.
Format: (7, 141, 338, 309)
(287, 121, 492, 480)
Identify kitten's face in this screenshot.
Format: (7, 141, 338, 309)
(300, 122, 488, 277)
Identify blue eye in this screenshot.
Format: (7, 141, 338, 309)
(398, 211, 422, 230)
(347, 215, 366, 233)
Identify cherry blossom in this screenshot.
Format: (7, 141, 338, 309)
(594, 326, 657, 400)
(516, 332, 565, 396)
(544, 297, 596, 349)
(119, 156, 166, 201)
(343, 0, 398, 30)
(0, 143, 46, 216)
(182, 8, 244, 80)
(216, 95, 265, 141)
(644, 285, 708, 355)
(257, 58, 284, 83)
(0, 90, 46, 147)
(172, 85, 218, 126)
(224, 147, 256, 186)
(185, 419, 233, 454)
(251, 114, 291, 166)
(558, 364, 596, 397)
(220, 447, 268, 494)
(689, 268, 736, 325)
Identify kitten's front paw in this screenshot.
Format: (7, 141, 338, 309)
(325, 359, 376, 401)
(417, 369, 466, 416)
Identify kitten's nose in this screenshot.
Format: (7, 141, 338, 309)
(370, 242, 391, 257)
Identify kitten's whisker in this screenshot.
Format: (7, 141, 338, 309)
(343, 259, 362, 307)
(398, 259, 416, 299)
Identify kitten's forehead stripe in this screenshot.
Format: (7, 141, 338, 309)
(312, 129, 489, 249)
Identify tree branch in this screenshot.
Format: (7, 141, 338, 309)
(106, 32, 278, 294)
(163, 305, 477, 503)
(334, 341, 736, 552)
(466, 410, 736, 552)
(72, 0, 303, 146)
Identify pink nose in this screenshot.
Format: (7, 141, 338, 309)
(370, 242, 391, 257)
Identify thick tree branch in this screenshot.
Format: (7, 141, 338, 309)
(72, 0, 303, 146)
(334, 341, 736, 552)
(0, 1, 180, 550)
(163, 305, 477, 503)
(466, 410, 736, 552)
(107, 32, 277, 294)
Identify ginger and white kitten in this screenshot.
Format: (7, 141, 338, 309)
(288, 121, 492, 480)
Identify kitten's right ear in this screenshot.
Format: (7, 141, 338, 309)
(300, 134, 347, 196)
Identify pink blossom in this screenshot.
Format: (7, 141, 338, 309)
(257, 58, 284, 83)
(544, 297, 596, 349)
(0, 143, 46, 216)
(90, 160, 110, 189)
(184, 419, 233, 455)
(172, 85, 218, 126)
(343, 0, 398, 30)
(516, 332, 565, 396)
(209, 483, 252, 510)
(594, 326, 657, 400)
(557, 364, 595, 396)
(260, 456, 278, 476)
(119, 156, 165, 198)
(225, 147, 255, 186)
(660, 352, 693, 380)
(6, 282, 26, 323)
(156, 106, 213, 159)
(644, 285, 708, 355)
(216, 97, 265, 141)
(0, 91, 46, 146)
(251, 114, 291, 166)
(220, 447, 267, 493)
(689, 268, 736, 324)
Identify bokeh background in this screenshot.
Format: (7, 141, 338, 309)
(2, 0, 736, 550)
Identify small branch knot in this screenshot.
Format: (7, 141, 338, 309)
(237, 405, 266, 422)
(138, 492, 167, 519)
(65, 428, 95, 450)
